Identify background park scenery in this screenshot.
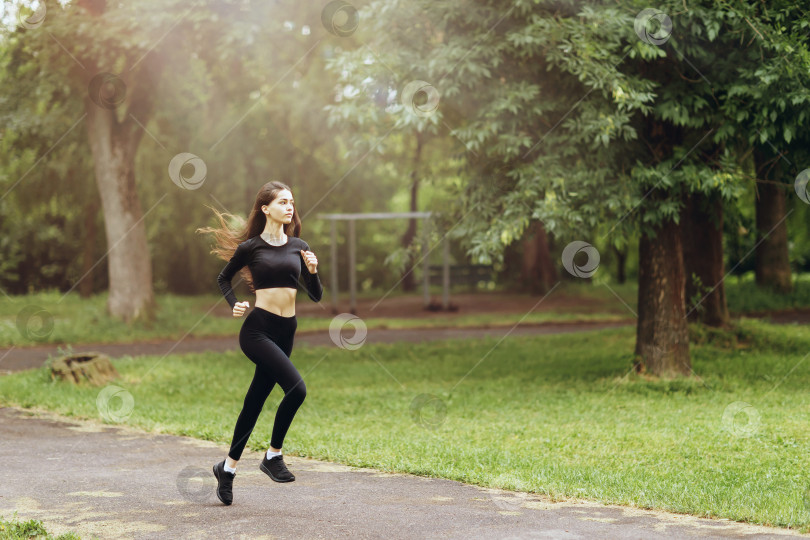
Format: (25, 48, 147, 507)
(2, 0, 810, 536)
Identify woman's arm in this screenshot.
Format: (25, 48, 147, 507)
(217, 241, 250, 309)
(299, 241, 323, 303)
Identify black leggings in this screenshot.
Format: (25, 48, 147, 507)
(227, 306, 306, 461)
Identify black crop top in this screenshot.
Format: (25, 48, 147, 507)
(217, 235, 323, 309)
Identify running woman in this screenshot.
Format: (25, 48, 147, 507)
(198, 181, 322, 505)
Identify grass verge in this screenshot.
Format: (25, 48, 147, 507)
(0, 512, 83, 540)
(1, 319, 808, 533)
(0, 287, 629, 348)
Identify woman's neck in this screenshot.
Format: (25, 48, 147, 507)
(262, 223, 285, 240)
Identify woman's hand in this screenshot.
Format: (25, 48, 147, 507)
(233, 301, 250, 317)
(300, 249, 318, 274)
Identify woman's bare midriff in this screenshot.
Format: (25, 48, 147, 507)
(255, 287, 297, 317)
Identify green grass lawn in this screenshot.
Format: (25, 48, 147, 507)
(723, 273, 810, 313)
(1, 319, 808, 533)
(4, 272, 809, 348)
(0, 285, 629, 348)
(561, 272, 810, 316)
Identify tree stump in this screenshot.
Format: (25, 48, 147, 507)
(49, 352, 120, 385)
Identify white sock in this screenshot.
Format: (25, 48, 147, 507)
(223, 461, 237, 474)
(266, 449, 282, 460)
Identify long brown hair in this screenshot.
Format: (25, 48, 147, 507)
(196, 181, 302, 293)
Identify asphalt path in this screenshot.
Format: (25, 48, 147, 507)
(1, 406, 806, 540)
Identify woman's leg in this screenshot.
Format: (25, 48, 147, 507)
(227, 363, 276, 463)
(251, 313, 304, 451)
(267, 348, 306, 451)
(228, 310, 304, 461)
(247, 329, 306, 451)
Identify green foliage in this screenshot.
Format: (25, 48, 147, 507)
(2, 0, 809, 295)
(686, 272, 706, 318)
(0, 0, 396, 295)
(325, 0, 809, 267)
(0, 512, 82, 540)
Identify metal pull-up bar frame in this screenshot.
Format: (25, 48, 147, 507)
(316, 212, 451, 314)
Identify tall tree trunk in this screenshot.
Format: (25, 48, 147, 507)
(613, 245, 627, 284)
(681, 192, 729, 327)
(79, 197, 100, 298)
(753, 147, 792, 293)
(635, 214, 691, 377)
(81, 53, 163, 323)
(85, 103, 156, 323)
(401, 134, 423, 292)
(521, 220, 557, 294)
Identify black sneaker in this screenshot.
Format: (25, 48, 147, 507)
(213, 460, 235, 505)
(260, 454, 295, 482)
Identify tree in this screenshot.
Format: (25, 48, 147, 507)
(718, 0, 810, 294)
(682, 190, 729, 326)
(753, 147, 792, 294)
(324, 2, 476, 292)
(4, 0, 319, 321)
(324, 0, 810, 377)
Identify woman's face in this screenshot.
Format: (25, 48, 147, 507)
(263, 189, 295, 225)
